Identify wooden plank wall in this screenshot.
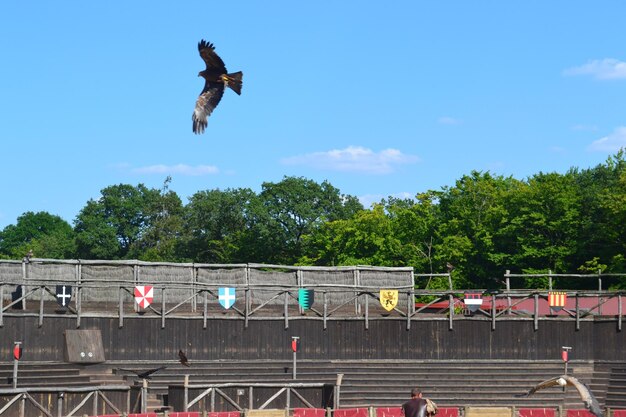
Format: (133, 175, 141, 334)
(0, 316, 623, 362)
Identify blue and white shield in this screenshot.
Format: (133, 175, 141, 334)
(218, 287, 236, 309)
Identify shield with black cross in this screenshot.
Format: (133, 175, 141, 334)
(56, 285, 72, 308)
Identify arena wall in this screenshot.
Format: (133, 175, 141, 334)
(0, 316, 623, 362)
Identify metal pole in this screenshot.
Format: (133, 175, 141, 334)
(184, 374, 189, 412)
(12, 357, 18, 389)
(141, 379, 148, 413)
(12, 341, 22, 389)
(334, 373, 343, 410)
(292, 336, 299, 380)
(57, 393, 64, 417)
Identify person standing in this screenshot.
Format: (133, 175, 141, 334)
(402, 388, 428, 417)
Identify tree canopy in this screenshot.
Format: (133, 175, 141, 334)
(3, 155, 626, 290)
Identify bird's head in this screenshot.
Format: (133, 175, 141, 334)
(557, 377, 567, 386)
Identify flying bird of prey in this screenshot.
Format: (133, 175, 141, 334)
(179, 349, 190, 367)
(516, 375, 603, 417)
(117, 366, 166, 380)
(192, 40, 243, 134)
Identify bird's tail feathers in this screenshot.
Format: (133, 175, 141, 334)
(224, 71, 243, 95)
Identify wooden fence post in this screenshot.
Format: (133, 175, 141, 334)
(184, 375, 189, 412)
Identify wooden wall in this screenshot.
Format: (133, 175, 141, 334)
(0, 316, 623, 362)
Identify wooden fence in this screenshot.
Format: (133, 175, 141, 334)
(1, 259, 625, 331)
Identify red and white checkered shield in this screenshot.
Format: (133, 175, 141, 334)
(134, 285, 153, 309)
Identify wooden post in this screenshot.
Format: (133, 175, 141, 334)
(407, 290, 412, 330)
(191, 265, 197, 313)
(203, 290, 208, 329)
(491, 294, 496, 330)
(0, 284, 4, 327)
(38, 286, 45, 327)
(354, 268, 361, 315)
(93, 389, 98, 417)
(505, 270, 511, 314)
(161, 288, 166, 329)
(119, 287, 124, 328)
(534, 293, 539, 331)
(141, 379, 148, 413)
(76, 263, 82, 328)
(548, 270, 552, 290)
(284, 291, 289, 329)
(364, 292, 369, 330)
(618, 294, 622, 332)
(248, 386, 253, 410)
(448, 293, 454, 330)
(334, 374, 343, 410)
(598, 269, 603, 315)
(211, 386, 216, 411)
(576, 294, 580, 331)
(19, 393, 25, 417)
(56, 392, 64, 417)
(244, 288, 249, 329)
(323, 292, 328, 330)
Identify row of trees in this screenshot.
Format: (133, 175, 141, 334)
(2, 153, 626, 290)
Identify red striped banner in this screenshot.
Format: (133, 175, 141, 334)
(548, 291, 566, 311)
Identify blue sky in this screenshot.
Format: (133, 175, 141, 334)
(1, 1, 626, 229)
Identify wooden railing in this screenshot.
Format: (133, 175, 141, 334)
(1, 259, 625, 330)
(0, 385, 130, 417)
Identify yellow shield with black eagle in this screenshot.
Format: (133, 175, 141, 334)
(379, 290, 398, 311)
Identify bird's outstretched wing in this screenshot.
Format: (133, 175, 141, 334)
(563, 376, 604, 417)
(193, 83, 225, 134)
(117, 366, 166, 379)
(515, 376, 563, 397)
(516, 375, 603, 417)
(198, 40, 227, 73)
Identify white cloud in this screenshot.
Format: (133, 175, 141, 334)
(438, 116, 462, 125)
(281, 146, 420, 174)
(564, 59, 626, 80)
(131, 164, 219, 176)
(571, 124, 598, 132)
(588, 127, 626, 152)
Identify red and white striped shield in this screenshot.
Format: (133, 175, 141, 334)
(134, 285, 154, 309)
(548, 291, 567, 312)
(463, 292, 483, 312)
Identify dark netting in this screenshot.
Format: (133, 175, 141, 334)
(301, 269, 356, 306)
(359, 269, 413, 311)
(138, 264, 194, 307)
(196, 266, 247, 311)
(80, 263, 134, 304)
(248, 267, 297, 305)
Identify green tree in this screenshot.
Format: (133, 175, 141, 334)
(502, 172, 582, 288)
(301, 204, 403, 266)
(247, 176, 363, 264)
(595, 151, 626, 273)
(128, 177, 185, 262)
(0, 211, 76, 259)
(178, 187, 255, 263)
(384, 192, 441, 274)
(74, 183, 162, 259)
(436, 171, 520, 289)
